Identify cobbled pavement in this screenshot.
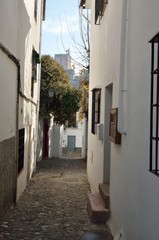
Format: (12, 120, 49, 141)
(0, 158, 108, 240)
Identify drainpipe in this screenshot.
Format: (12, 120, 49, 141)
(117, 0, 127, 135)
(0, 42, 20, 204)
(34, 0, 44, 167)
(0, 42, 37, 203)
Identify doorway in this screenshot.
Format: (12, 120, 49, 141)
(103, 84, 113, 183)
(67, 136, 76, 152)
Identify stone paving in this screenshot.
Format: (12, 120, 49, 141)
(0, 158, 108, 240)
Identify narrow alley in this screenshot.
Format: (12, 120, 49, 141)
(0, 158, 108, 240)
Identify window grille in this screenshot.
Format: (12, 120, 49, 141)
(95, 0, 108, 25)
(92, 88, 101, 134)
(31, 49, 40, 97)
(149, 32, 159, 176)
(31, 50, 36, 97)
(18, 128, 25, 174)
(34, 0, 37, 21)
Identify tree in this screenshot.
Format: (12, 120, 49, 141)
(40, 55, 82, 125)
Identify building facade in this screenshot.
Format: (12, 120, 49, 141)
(54, 51, 81, 89)
(83, 0, 159, 239)
(54, 50, 71, 70)
(0, 0, 46, 218)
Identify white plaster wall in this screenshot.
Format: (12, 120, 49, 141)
(0, 52, 17, 142)
(52, 125, 61, 158)
(87, 0, 125, 188)
(48, 117, 54, 158)
(0, 1, 18, 142)
(110, 1, 159, 239)
(0, 0, 43, 201)
(81, 118, 87, 158)
(16, 0, 43, 199)
(62, 128, 82, 148)
(36, 119, 43, 162)
(0, 0, 18, 55)
(88, 0, 159, 239)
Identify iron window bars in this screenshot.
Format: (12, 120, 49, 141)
(18, 128, 25, 174)
(95, 0, 108, 25)
(34, 0, 37, 22)
(149, 32, 159, 176)
(31, 49, 40, 97)
(92, 88, 101, 134)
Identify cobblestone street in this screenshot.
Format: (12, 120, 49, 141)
(0, 158, 108, 240)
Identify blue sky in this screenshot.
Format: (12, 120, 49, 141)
(42, 0, 82, 65)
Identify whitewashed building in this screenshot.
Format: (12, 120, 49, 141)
(81, 0, 159, 239)
(0, 0, 46, 218)
(40, 114, 87, 159)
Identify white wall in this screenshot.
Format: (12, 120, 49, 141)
(0, 0, 43, 201)
(0, 0, 18, 55)
(37, 119, 43, 162)
(51, 125, 61, 158)
(17, 0, 43, 200)
(0, 0, 18, 142)
(81, 118, 87, 158)
(49, 118, 87, 159)
(63, 128, 82, 148)
(0, 52, 17, 142)
(88, 0, 159, 239)
(110, 1, 159, 239)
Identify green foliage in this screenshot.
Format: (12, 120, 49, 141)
(40, 55, 82, 125)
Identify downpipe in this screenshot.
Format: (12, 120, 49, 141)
(0, 42, 20, 204)
(118, 0, 127, 135)
(34, 0, 44, 168)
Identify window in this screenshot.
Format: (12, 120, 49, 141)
(34, 0, 38, 21)
(18, 128, 25, 174)
(95, 0, 108, 25)
(31, 49, 40, 97)
(43, 0, 46, 20)
(92, 88, 101, 134)
(149, 32, 159, 176)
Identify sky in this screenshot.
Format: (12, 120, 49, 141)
(42, 0, 83, 69)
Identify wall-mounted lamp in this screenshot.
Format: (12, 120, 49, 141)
(48, 89, 54, 97)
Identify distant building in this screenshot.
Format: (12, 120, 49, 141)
(54, 50, 71, 70)
(71, 75, 80, 89)
(51, 51, 87, 159)
(54, 50, 81, 89)
(66, 68, 75, 81)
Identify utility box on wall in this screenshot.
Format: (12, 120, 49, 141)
(97, 123, 104, 141)
(109, 108, 121, 144)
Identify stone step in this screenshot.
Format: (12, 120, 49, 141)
(87, 193, 110, 224)
(99, 183, 110, 209)
(83, 230, 113, 240)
